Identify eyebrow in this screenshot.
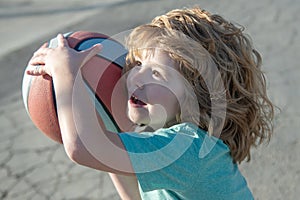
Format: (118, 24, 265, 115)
(154, 63, 181, 82)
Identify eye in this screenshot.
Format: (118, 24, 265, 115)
(135, 60, 142, 66)
(152, 70, 161, 77)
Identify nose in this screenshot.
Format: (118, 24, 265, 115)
(127, 67, 149, 91)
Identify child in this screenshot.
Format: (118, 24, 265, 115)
(27, 6, 274, 200)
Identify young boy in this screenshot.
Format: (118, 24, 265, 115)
(27, 6, 274, 200)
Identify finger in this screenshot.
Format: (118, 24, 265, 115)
(40, 42, 49, 49)
(57, 33, 69, 47)
(32, 45, 50, 58)
(29, 56, 46, 66)
(27, 42, 50, 69)
(30, 48, 50, 65)
(81, 44, 103, 66)
(34, 42, 48, 55)
(26, 65, 47, 76)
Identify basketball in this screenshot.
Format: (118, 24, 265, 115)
(22, 31, 128, 143)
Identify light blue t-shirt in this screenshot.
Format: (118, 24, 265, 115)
(119, 123, 254, 200)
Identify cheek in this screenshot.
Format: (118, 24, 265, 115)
(125, 73, 134, 93)
(147, 86, 180, 115)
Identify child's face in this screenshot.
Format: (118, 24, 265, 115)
(126, 49, 186, 129)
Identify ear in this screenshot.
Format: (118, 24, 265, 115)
(177, 91, 189, 122)
(179, 90, 200, 124)
(175, 113, 182, 123)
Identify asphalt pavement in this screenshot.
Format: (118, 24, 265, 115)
(0, 0, 299, 199)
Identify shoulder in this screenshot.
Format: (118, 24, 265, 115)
(119, 122, 230, 171)
(120, 122, 229, 153)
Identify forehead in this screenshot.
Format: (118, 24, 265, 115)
(137, 48, 177, 69)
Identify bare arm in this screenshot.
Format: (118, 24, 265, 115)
(27, 34, 142, 199)
(109, 173, 142, 200)
(56, 71, 141, 199)
(27, 34, 133, 175)
(57, 72, 135, 173)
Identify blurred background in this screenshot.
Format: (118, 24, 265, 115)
(0, 0, 299, 199)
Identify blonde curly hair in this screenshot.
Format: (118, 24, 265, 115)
(123, 7, 274, 163)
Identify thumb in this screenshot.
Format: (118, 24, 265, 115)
(81, 44, 103, 66)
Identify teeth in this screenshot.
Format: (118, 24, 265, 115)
(131, 95, 146, 105)
(131, 95, 138, 103)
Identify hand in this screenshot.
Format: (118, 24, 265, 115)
(26, 33, 102, 78)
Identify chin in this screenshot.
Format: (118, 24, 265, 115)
(127, 108, 149, 125)
(127, 112, 148, 126)
(129, 116, 150, 126)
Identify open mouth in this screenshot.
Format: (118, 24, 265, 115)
(130, 95, 147, 106)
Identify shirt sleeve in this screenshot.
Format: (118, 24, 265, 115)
(119, 123, 253, 199)
(118, 123, 202, 192)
